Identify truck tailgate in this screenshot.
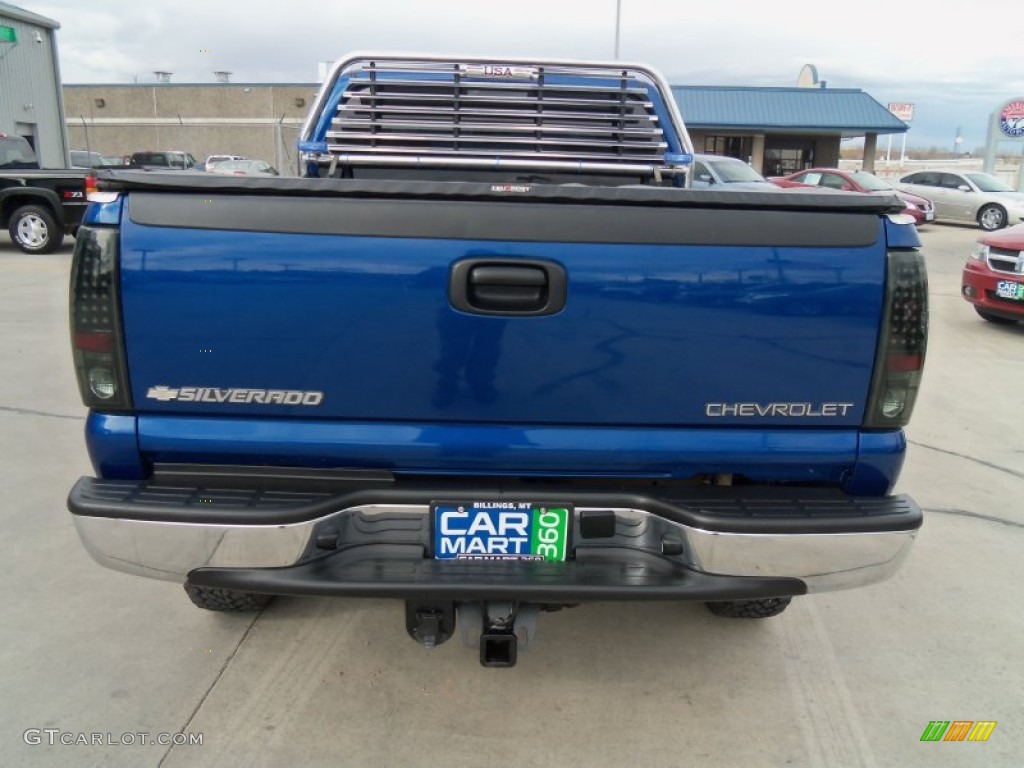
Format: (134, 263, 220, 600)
(119, 189, 886, 429)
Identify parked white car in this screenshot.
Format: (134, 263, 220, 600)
(204, 154, 246, 172)
(898, 170, 1024, 231)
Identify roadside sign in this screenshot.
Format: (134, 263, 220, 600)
(999, 100, 1024, 138)
(888, 103, 914, 122)
(0, 26, 18, 43)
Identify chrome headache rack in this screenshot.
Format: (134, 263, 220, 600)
(298, 52, 694, 179)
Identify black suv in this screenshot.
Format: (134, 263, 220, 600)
(128, 151, 198, 170)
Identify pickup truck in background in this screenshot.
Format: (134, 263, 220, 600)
(67, 54, 928, 667)
(70, 150, 126, 169)
(1, 133, 90, 254)
(126, 151, 200, 170)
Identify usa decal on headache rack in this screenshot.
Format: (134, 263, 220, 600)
(458, 64, 539, 79)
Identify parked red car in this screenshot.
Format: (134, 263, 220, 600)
(770, 168, 935, 226)
(962, 222, 1024, 324)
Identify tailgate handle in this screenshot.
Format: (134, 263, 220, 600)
(470, 266, 545, 309)
(450, 259, 567, 316)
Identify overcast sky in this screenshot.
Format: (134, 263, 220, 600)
(27, 0, 1024, 150)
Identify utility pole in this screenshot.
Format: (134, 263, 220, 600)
(614, 0, 621, 59)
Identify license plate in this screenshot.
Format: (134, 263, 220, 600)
(432, 502, 571, 561)
(925, 212, 935, 221)
(996, 280, 1024, 301)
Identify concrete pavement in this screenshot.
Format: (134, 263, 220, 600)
(0, 223, 1020, 767)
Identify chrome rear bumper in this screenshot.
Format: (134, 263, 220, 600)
(71, 492, 918, 594)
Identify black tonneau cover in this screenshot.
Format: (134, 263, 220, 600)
(96, 169, 905, 215)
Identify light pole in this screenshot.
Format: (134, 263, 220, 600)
(614, 0, 622, 59)
(954, 127, 963, 161)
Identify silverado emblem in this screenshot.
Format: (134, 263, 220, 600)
(146, 385, 324, 406)
(146, 385, 180, 402)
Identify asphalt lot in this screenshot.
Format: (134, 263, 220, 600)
(1, 222, 1022, 767)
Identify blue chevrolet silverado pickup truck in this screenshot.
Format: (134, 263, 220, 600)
(67, 54, 927, 666)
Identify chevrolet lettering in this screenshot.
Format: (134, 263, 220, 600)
(67, 52, 927, 667)
(705, 402, 857, 418)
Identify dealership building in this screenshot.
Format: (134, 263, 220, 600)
(673, 85, 908, 176)
(0, 2, 70, 167)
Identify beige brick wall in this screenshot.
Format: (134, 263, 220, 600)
(64, 84, 318, 173)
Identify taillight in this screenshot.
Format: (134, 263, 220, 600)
(85, 175, 98, 196)
(69, 227, 132, 410)
(864, 250, 928, 428)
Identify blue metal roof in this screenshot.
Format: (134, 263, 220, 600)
(671, 86, 908, 136)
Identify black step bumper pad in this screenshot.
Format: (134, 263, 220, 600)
(189, 545, 806, 603)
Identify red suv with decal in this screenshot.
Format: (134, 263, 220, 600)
(962, 222, 1024, 324)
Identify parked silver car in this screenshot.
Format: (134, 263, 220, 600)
(209, 159, 278, 176)
(690, 154, 779, 191)
(898, 170, 1024, 231)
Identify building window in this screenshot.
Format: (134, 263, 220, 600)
(763, 140, 816, 177)
(703, 135, 753, 161)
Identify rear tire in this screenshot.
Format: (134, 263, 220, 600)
(974, 307, 1016, 325)
(184, 583, 273, 612)
(8, 204, 63, 254)
(977, 204, 1006, 232)
(705, 597, 792, 618)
